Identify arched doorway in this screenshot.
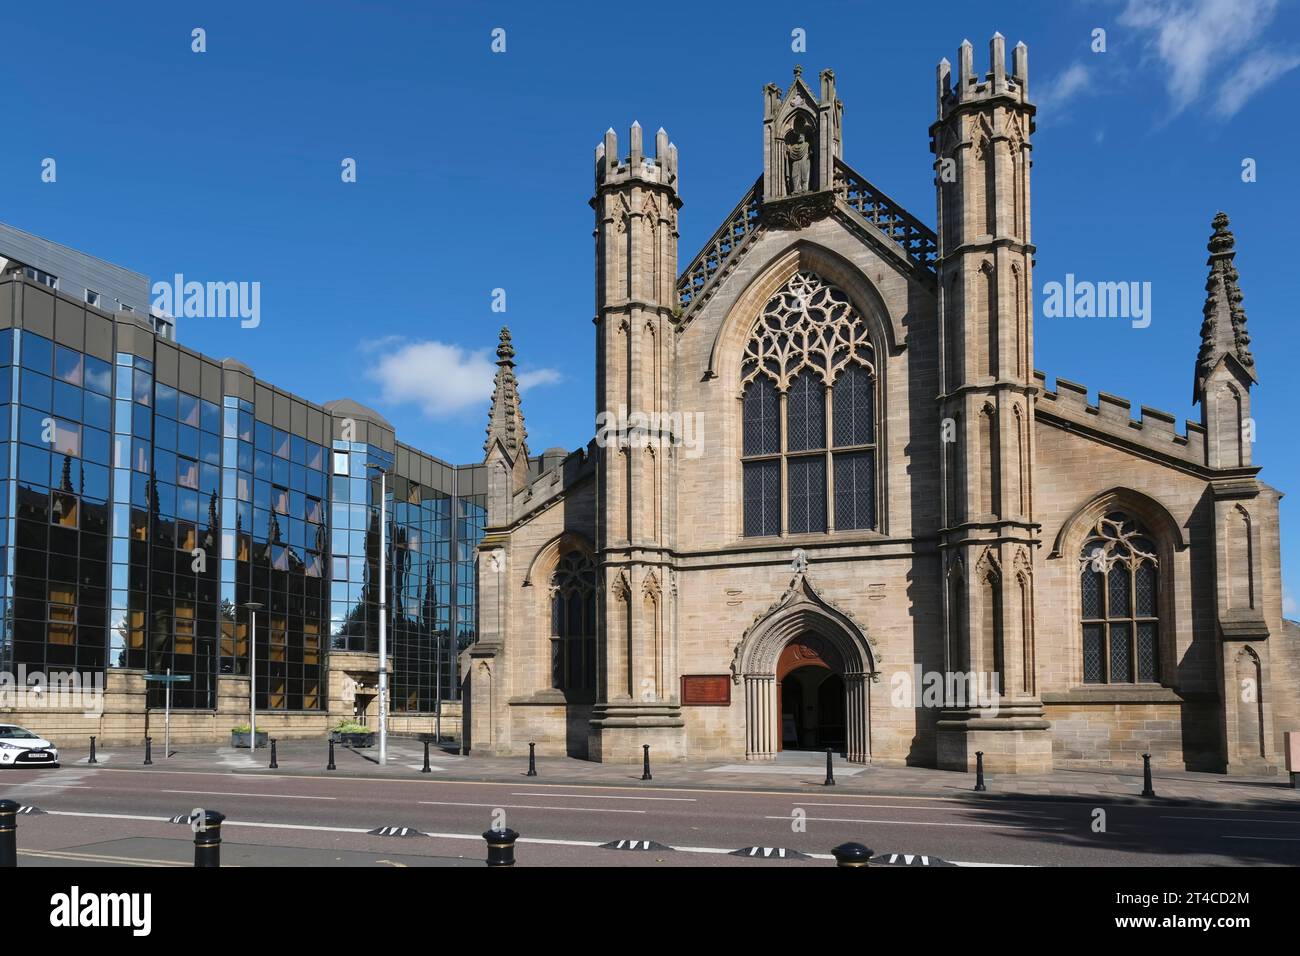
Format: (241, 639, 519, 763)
(777, 635, 848, 753)
(735, 572, 878, 763)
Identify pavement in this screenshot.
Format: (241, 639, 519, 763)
(2, 737, 1296, 868)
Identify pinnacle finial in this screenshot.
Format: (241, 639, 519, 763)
(1209, 211, 1235, 253)
(793, 64, 803, 78)
(485, 326, 528, 459)
(1194, 208, 1256, 404)
(496, 326, 515, 363)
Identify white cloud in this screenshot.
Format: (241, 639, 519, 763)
(364, 338, 561, 419)
(1035, 61, 1092, 113)
(1285, 591, 1298, 619)
(1213, 48, 1300, 116)
(358, 334, 405, 355)
(1119, 0, 1299, 117)
(519, 368, 563, 390)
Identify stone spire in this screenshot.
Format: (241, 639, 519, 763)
(1194, 211, 1257, 404)
(483, 326, 529, 460)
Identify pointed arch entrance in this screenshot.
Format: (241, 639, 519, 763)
(732, 570, 879, 762)
(777, 635, 847, 752)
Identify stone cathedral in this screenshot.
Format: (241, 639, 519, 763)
(462, 36, 1296, 774)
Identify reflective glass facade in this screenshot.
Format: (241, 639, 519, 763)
(1, 275, 484, 723)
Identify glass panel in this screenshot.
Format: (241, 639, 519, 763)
(1081, 568, 1103, 618)
(742, 377, 780, 457)
(1109, 622, 1132, 683)
(1137, 622, 1158, 682)
(1082, 624, 1104, 683)
(786, 371, 824, 453)
(832, 451, 875, 531)
(1107, 564, 1130, 618)
(1135, 562, 1157, 617)
(833, 363, 874, 447)
(786, 455, 826, 534)
(742, 460, 780, 537)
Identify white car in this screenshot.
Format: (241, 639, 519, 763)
(0, 725, 60, 768)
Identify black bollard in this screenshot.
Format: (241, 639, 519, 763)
(88, 736, 97, 765)
(831, 842, 873, 867)
(143, 736, 153, 766)
(526, 741, 537, 777)
(192, 809, 225, 868)
(269, 738, 278, 770)
(482, 827, 519, 867)
(0, 799, 18, 867)
(641, 744, 652, 781)
(974, 751, 987, 792)
(421, 739, 432, 774)
(824, 747, 836, 786)
(1141, 753, 1156, 798)
(327, 738, 336, 771)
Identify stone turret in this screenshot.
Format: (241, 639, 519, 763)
(590, 119, 684, 758)
(931, 34, 1050, 774)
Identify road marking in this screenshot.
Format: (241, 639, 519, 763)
(1164, 815, 1299, 825)
(0, 782, 92, 789)
(160, 789, 336, 801)
(35, 809, 1013, 864)
(419, 800, 645, 814)
(18, 848, 192, 867)
(1221, 834, 1300, 841)
(792, 801, 1054, 814)
(67, 767, 1078, 806)
(511, 792, 696, 802)
(765, 815, 1062, 831)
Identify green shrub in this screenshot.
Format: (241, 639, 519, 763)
(332, 720, 372, 735)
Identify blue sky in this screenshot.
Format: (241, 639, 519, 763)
(3, 0, 1297, 613)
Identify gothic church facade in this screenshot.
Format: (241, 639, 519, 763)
(462, 36, 1296, 774)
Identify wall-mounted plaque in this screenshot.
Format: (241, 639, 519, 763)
(681, 675, 731, 706)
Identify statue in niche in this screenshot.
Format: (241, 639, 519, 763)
(787, 132, 811, 194)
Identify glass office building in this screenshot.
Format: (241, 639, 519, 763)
(0, 269, 485, 739)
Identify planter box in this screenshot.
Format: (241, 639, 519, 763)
(329, 731, 375, 748)
(231, 730, 269, 749)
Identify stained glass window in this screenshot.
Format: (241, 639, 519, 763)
(742, 376, 780, 457)
(740, 271, 878, 536)
(550, 551, 597, 698)
(1078, 511, 1160, 684)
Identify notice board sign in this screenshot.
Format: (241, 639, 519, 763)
(681, 675, 731, 706)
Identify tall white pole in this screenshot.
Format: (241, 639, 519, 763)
(165, 667, 172, 759)
(249, 610, 257, 750)
(378, 468, 388, 766)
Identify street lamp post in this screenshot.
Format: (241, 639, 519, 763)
(366, 463, 389, 767)
(244, 602, 263, 750)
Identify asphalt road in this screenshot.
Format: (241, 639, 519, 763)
(3, 762, 1298, 867)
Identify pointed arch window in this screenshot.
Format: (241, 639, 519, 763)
(741, 271, 879, 536)
(1079, 512, 1160, 684)
(550, 551, 597, 697)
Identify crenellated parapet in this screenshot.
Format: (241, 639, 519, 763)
(1034, 371, 1208, 467)
(510, 442, 597, 524)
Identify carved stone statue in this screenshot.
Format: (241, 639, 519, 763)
(787, 133, 811, 194)
(791, 547, 809, 573)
